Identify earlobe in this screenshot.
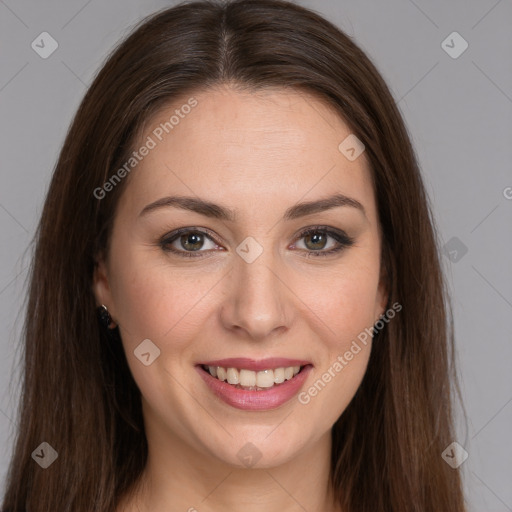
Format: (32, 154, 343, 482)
(379, 285, 389, 318)
(92, 255, 112, 309)
(375, 270, 390, 322)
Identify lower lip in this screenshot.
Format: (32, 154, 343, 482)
(196, 365, 313, 411)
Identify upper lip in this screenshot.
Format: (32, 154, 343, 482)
(197, 357, 312, 371)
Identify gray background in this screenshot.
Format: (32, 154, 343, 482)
(0, 0, 511, 510)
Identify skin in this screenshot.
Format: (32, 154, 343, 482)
(93, 84, 388, 512)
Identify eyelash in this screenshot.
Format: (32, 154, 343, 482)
(158, 225, 355, 259)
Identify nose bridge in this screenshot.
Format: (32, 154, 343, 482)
(220, 237, 290, 339)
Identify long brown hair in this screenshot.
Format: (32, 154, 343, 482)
(1, 1, 466, 510)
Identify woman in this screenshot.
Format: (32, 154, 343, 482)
(1, 0, 467, 510)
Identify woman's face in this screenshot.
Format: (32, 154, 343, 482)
(94, 85, 387, 469)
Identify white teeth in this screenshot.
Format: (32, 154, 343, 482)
(284, 367, 294, 380)
(205, 364, 304, 389)
(239, 369, 256, 387)
(274, 367, 285, 383)
(216, 367, 227, 382)
(226, 367, 239, 385)
(256, 369, 275, 388)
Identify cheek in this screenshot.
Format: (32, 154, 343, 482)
(329, 275, 378, 341)
(293, 258, 381, 347)
(297, 257, 380, 422)
(295, 270, 376, 426)
(108, 245, 218, 348)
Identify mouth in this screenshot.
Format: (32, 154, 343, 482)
(200, 364, 307, 391)
(195, 358, 313, 411)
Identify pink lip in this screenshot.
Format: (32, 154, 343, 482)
(195, 363, 313, 411)
(197, 357, 312, 371)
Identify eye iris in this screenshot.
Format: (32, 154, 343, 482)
(181, 232, 203, 251)
(304, 232, 326, 250)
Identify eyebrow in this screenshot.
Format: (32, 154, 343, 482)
(138, 192, 367, 222)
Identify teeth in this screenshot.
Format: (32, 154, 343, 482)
(226, 367, 239, 385)
(274, 367, 285, 383)
(256, 369, 275, 388)
(205, 364, 304, 389)
(239, 369, 256, 387)
(216, 367, 227, 382)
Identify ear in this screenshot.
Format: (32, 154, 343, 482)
(92, 251, 116, 320)
(374, 257, 390, 322)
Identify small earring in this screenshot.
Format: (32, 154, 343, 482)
(97, 304, 116, 330)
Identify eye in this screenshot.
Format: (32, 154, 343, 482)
(159, 227, 222, 258)
(292, 226, 354, 258)
(159, 225, 354, 259)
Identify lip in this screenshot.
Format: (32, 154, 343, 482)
(197, 357, 312, 372)
(196, 363, 313, 411)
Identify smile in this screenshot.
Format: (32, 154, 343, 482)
(203, 364, 303, 390)
(196, 358, 313, 411)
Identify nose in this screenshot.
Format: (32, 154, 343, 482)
(219, 244, 293, 341)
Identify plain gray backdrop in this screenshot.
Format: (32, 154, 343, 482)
(0, 0, 511, 510)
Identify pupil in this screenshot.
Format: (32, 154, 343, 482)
(306, 232, 326, 250)
(182, 232, 203, 251)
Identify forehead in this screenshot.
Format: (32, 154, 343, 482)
(117, 85, 376, 222)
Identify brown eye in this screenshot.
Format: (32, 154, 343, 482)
(293, 226, 355, 257)
(179, 232, 205, 251)
(303, 231, 329, 251)
(160, 228, 221, 258)
(159, 225, 354, 260)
